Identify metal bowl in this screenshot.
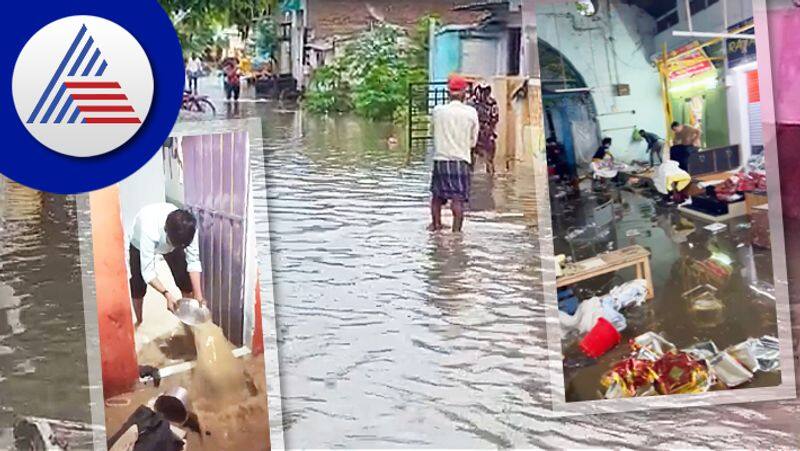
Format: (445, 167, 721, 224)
(175, 298, 210, 326)
(154, 386, 190, 424)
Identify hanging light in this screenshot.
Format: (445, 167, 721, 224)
(576, 0, 597, 16)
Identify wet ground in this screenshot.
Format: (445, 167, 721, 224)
(0, 181, 91, 445)
(192, 79, 800, 447)
(550, 181, 780, 401)
(105, 354, 269, 451)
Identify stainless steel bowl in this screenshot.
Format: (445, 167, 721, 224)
(175, 298, 210, 326)
(154, 386, 190, 424)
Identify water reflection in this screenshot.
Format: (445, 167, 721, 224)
(0, 180, 91, 442)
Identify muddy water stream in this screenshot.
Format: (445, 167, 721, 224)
(191, 321, 248, 404)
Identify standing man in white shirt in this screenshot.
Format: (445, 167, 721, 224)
(128, 203, 204, 327)
(186, 55, 203, 94)
(429, 75, 479, 233)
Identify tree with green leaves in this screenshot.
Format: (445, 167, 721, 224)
(159, 0, 276, 57)
(305, 16, 436, 122)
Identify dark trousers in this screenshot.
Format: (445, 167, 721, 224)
(670, 145, 692, 172)
(649, 142, 664, 166)
(188, 76, 198, 94)
(224, 82, 240, 101)
(129, 245, 192, 299)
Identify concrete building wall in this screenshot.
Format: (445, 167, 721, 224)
(536, 1, 665, 162)
(118, 151, 166, 241)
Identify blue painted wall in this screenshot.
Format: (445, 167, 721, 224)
(431, 30, 462, 82)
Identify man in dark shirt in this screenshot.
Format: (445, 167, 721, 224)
(638, 129, 664, 166)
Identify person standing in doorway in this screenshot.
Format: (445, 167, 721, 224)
(222, 58, 241, 102)
(186, 54, 202, 94)
(128, 203, 204, 327)
(429, 75, 479, 233)
(670, 121, 701, 172)
(638, 129, 664, 166)
(470, 85, 500, 175)
(546, 137, 571, 182)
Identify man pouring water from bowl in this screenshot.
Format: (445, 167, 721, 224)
(128, 203, 205, 327)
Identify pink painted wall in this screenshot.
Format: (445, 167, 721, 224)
(767, 6, 800, 125)
(757, 3, 800, 219)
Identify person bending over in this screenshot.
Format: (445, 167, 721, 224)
(638, 129, 664, 166)
(128, 203, 204, 327)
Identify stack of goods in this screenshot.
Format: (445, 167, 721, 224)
(600, 332, 780, 399)
(690, 258, 733, 288)
(685, 284, 724, 328)
(560, 280, 649, 358)
(713, 171, 768, 202)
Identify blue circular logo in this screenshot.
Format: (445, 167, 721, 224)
(3, 1, 183, 194)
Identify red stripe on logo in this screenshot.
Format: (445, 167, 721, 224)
(84, 117, 142, 124)
(64, 81, 121, 89)
(77, 105, 135, 112)
(72, 94, 128, 100)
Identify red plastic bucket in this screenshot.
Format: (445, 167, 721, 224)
(579, 317, 621, 358)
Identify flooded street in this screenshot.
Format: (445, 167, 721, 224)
(177, 79, 800, 447)
(0, 181, 91, 444)
(254, 108, 545, 447)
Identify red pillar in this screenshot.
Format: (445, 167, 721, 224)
(252, 275, 264, 356)
(90, 186, 138, 398)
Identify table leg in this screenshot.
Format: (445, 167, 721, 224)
(642, 258, 654, 300)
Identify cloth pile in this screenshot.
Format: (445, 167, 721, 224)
(559, 279, 649, 334)
(560, 280, 649, 358)
(557, 287, 579, 315)
(601, 332, 780, 399)
(591, 159, 629, 179)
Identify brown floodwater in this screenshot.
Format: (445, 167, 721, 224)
(196, 80, 800, 448)
(0, 180, 91, 447)
(105, 354, 269, 451)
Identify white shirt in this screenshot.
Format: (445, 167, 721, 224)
(129, 203, 202, 283)
(432, 100, 479, 163)
(187, 58, 202, 74)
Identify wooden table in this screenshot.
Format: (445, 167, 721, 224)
(557, 245, 654, 300)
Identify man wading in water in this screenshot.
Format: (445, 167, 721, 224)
(429, 75, 479, 233)
(128, 203, 205, 327)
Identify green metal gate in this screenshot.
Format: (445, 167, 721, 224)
(407, 81, 449, 146)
